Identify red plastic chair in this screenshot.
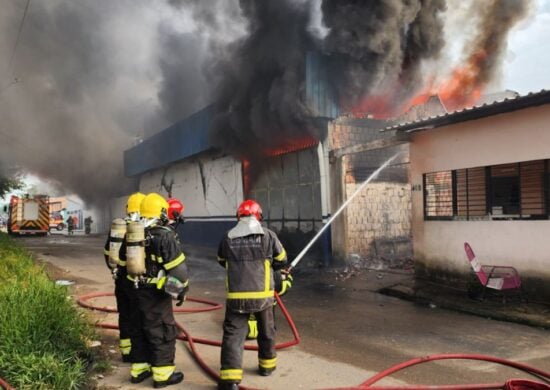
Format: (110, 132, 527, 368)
(464, 242, 522, 302)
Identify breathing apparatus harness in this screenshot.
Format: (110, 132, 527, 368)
(125, 219, 187, 304)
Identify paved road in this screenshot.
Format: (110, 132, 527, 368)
(18, 234, 550, 389)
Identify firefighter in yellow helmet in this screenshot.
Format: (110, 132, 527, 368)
(217, 200, 288, 390)
(122, 193, 189, 388)
(103, 191, 146, 363)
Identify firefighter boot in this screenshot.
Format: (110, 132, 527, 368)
(218, 381, 239, 390)
(130, 363, 152, 383)
(258, 357, 277, 376)
(259, 367, 276, 376)
(152, 368, 184, 389)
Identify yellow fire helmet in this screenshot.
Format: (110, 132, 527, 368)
(127, 192, 146, 215)
(140, 193, 169, 219)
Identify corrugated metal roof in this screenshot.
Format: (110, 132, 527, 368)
(124, 105, 214, 177)
(382, 89, 550, 133)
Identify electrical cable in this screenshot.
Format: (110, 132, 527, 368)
(7, 0, 31, 75)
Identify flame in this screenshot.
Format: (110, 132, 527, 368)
(261, 136, 318, 157)
(240, 136, 318, 196)
(438, 50, 486, 111)
(351, 50, 488, 119)
(350, 95, 394, 119)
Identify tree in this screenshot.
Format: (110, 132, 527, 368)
(0, 170, 23, 199)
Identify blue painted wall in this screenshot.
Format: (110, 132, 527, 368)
(124, 105, 214, 177)
(176, 219, 235, 248)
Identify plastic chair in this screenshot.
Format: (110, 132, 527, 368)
(464, 242, 522, 302)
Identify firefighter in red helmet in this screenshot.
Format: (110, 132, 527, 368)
(167, 198, 184, 230)
(217, 200, 288, 390)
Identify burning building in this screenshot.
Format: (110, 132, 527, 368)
(121, 0, 532, 268)
(124, 52, 423, 266)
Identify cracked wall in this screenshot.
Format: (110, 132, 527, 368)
(140, 152, 242, 217)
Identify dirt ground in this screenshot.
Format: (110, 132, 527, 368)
(17, 233, 550, 389)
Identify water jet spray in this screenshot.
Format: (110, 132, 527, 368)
(287, 151, 403, 272)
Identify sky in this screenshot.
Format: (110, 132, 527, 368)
(503, 0, 550, 93)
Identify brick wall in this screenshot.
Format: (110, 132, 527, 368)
(329, 118, 412, 265)
(345, 182, 412, 262)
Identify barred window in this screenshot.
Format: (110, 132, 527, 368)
(456, 167, 486, 218)
(424, 171, 453, 219)
(423, 159, 549, 221)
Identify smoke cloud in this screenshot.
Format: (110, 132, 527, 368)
(0, 0, 533, 204)
(437, 0, 533, 110)
(207, 0, 320, 162)
(157, 0, 246, 124)
(321, 0, 447, 111)
(462, 0, 532, 85)
(0, 0, 204, 204)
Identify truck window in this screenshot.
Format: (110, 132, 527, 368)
(23, 201, 39, 220)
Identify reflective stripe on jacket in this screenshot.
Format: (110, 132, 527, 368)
(217, 228, 287, 313)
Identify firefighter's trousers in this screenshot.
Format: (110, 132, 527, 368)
(131, 287, 178, 367)
(114, 274, 137, 359)
(220, 306, 276, 384)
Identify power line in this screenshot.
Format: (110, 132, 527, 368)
(7, 0, 32, 75)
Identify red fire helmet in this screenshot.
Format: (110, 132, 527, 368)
(237, 199, 263, 221)
(167, 198, 185, 220)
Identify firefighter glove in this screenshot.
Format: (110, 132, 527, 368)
(278, 273, 293, 296)
(176, 285, 189, 306)
(161, 275, 187, 300)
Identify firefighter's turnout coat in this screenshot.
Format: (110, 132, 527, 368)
(217, 217, 287, 385)
(217, 223, 287, 313)
(114, 223, 189, 383)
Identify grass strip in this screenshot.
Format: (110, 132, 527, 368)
(0, 233, 93, 389)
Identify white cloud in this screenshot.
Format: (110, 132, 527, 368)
(503, 0, 550, 93)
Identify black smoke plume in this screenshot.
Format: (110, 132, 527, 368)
(321, 0, 447, 111)
(466, 0, 532, 85)
(208, 0, 320, 162)
(0, 0, 532, 205)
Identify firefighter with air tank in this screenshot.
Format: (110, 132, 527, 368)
(217, 199, 290, 390)
(120, 193, 189, 388)
(104, 192, 146, 363)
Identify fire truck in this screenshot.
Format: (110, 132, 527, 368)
(7, 194, 50, 236)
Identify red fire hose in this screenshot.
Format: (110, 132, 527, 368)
(76, 291, 299, 390)
(0, 378, 13, 390)
(322, 354, 550, 390)
(74, 292, 549, 390)
(3, 292, 548, 390)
